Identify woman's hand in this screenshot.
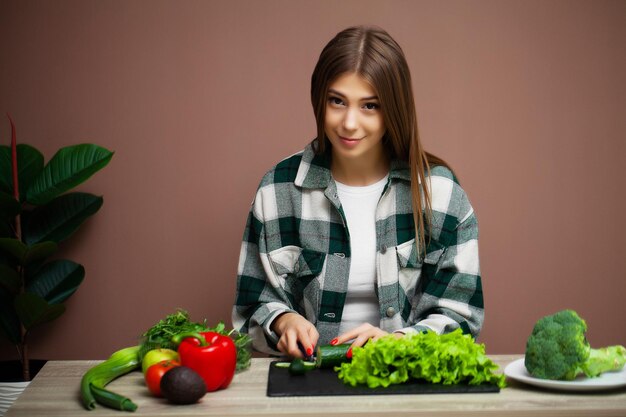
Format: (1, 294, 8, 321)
(332, 323, 404, 356)
(271, 312, 319, 359)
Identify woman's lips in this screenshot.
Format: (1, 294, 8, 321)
(339, 136, 362, 147)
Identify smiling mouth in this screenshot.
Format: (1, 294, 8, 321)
(339, 136, 362, 142)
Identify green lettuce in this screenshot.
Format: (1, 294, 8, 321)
(337, 329, 506, 388)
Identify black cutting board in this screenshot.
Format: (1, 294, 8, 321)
(266, 361, 500, 397)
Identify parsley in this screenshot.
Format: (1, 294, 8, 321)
(139, 309, 252, 372)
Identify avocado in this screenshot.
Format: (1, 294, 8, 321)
(160, 366, 207, 404)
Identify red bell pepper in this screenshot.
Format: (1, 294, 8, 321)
(172, 331, 237, 392)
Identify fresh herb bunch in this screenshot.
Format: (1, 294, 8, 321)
(139, 310, 206, 358)
(139, 309, 252, 372)
(230, 329, 253, 372)
(337, 329, 506, 388)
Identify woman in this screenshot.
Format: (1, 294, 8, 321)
(232, 26, 483, 359)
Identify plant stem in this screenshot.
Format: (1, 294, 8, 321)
(15, 259, 30, 381)
(14, 212, 22, 243)
(9, 114, 19, 202)
(20, 328, 29, 381)
(9, 114, 28, 381)
(16, 256, 29, 381)
(10, 115, 21, 239)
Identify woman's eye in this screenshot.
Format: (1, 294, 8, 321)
(364, 102, 379, 110)
(329, 97, 344, 106)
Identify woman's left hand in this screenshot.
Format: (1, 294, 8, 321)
(332, 323, 403, 355)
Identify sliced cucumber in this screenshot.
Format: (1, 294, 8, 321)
(274, 362, 292, 368)
(275, 360, 316, 369)
(289, 359, 307, 375)
(315, 344, 351, 368)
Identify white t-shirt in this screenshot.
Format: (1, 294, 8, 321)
(335, 175, 388, 335)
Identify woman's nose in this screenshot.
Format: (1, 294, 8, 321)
(342, 108, 358, 131)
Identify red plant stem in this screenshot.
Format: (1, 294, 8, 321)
(8, 115, 22, 241)
(7, 114, 29, 380)
(8, 114, 19, 202)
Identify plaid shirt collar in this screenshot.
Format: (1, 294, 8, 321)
(294, 141, 412, 189)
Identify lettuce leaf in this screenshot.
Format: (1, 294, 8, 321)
(336, 329, 506, 388)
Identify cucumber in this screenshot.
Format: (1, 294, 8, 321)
(275, 360, 316, 375)
(315, 344, 351, 368)
(275, 360, 316, 368)
(274, 362, 292, 368)
(289, 359, 307, 375)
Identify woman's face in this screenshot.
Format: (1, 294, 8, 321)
(324, 72, 386, 167)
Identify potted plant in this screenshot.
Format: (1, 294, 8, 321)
(0, 115, 113, 384)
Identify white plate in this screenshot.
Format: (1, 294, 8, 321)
(504, 358, 626, 392)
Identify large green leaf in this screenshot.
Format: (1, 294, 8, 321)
(26, 144, 113, 205)
(0, 238, 27, 262)
(0, 287, 21, 344)
(0, 190, 20, 220)
(14, 292, 65, 330)
(23, 192, 103, 245)
(0, 190, 19, 238)
(0, 264, 21, 294)
(27, 260, 85, 304)
(0, 222, 12, 238)
(0, 144, 44, 201)
(0, 238, 57, 265)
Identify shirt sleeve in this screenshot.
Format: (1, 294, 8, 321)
(231, 199, 297, 355)
(399, 179, 484, 338)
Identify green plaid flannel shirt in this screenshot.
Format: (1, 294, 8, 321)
(232, 141, 483, 354)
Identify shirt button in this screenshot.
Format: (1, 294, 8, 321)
(380, 245, 387, 254)
(386, 307, 396, 317)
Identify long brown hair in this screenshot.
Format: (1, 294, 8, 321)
(310, 25, 449, 256)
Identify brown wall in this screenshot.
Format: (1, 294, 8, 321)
(1, 0, 625, 359)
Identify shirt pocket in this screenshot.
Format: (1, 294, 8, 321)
(268, 246, 326, 311)
(396, 238, 446, 268)
(396, 238, 446, 305)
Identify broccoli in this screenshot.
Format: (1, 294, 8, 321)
(524, 309, 626, 380)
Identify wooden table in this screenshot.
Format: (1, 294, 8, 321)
(5, 356, 626, 416)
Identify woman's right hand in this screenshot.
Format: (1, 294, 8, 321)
(271, 312, 319, 359)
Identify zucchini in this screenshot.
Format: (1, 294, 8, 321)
(315, 344, 351, 368)
(80, 345, 141, 411)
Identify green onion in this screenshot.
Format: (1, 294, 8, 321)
(80, 345, 140, 411)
